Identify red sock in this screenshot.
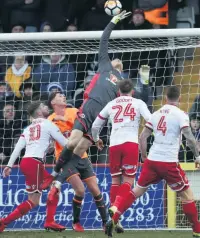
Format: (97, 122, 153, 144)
(182, 201, 200, 232)
(113, 182, 132, 208)
(46, 192, 59, 223)
(113, 191, 136, 224)
(3, 200, 34, 225)
(110, 184, 119, 206)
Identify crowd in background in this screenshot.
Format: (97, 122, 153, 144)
(0, 0, 199, 165)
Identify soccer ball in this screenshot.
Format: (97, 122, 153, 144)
(104, 0, 122, 16)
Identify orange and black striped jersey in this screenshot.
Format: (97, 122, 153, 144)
(48, 108, 87, 160)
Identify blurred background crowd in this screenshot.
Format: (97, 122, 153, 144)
(0, 0, 200, 165)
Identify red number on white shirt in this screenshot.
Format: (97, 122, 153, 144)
(29, 124, 41, 141)
(112, 103, 136, 123)
(157, 116, 167, 136)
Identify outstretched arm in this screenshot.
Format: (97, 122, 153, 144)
(98, 22, 116, 72)
(139, 127, 152, 161)
(98, 11, 131, 72)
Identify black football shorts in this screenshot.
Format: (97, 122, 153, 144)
(64, 156, 95, 181)
(73, 99, 104, 141)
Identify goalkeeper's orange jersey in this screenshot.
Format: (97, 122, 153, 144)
(48, 108, 87, 160)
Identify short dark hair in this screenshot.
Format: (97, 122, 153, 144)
(48, 92, 59, 109)
(27, 101, 41, 117)
(166, 86, 180, 101)
(118, 79, 134, 94)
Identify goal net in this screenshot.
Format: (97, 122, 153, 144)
(0, 28, 200, 231)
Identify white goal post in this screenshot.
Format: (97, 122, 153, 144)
(0, 28, 199, 56)
(0, 28, 200, 231)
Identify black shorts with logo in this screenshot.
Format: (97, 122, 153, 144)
(73, 99, 104, 141)
(64, 156, 95, 181)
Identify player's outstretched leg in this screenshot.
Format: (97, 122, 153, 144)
(53, 129, 84, 174)
(179, 188, 200, 237)
(0, 195, 39, 232)
(84, 173, 108, 230)
(106, 186, 147, 237)
(109, 181, 133, 233)
(44, 188, 66, 232)
(109, 181, 124, 233)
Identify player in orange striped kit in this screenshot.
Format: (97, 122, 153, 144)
(43, 92, 107, 232)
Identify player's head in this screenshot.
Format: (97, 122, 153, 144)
(111, 58, 123, 72)
(27, 101, 49, 119)
(166, 86, 180, 103)
(48, 92, 67, 110)
(118, 79, 134, 96)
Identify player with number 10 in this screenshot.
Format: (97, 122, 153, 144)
(106, 86, 200, 237)
(0, 101, 68, 232)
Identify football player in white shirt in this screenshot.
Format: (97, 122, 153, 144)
(92, 79, 151, 232)
(0, 101, 68, 233)
(105, 86, 200, 237)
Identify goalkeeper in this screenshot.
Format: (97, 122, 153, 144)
(43, 9, 150, 218)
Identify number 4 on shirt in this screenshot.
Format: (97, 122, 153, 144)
(157, 116, 167, 136)
(112, 103, 136, 123)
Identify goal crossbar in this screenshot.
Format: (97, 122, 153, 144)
(0, 28, 200, 56)
(1, 28, 200, 41)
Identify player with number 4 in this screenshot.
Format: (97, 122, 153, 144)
(92, 79, 151, 233)
(105, 86, 200, 237)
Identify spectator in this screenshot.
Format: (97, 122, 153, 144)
(179, 114, 200, 163)
(66, 23, 78, 32)
(5, 56, 32, 98)
(33, 55, 75, 99)
(0, 82, 14, 102)
(126, 9, 153, 30)
(40, 21, 53, 32)
(17, 80, 41, 125)
(47, 82, 65, 94)
(0, 103, 25, 164)
(190, 115, 200, 149)
(5, 0, 41, 32)
(190, 95, 200, 117)
(42, 0, 69, 31)
(80, 0, 112, 31)
(18, 81, 40, 111)
(74, 75, 93, 108)
(11, 24, 25, 33)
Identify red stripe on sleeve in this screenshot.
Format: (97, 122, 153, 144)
(20, 134, 25, 137)
(145, 125, 153, 131)
(83, 73, 100, 100)
(146, 122, 153, 126)
(98, 114, 106, 120)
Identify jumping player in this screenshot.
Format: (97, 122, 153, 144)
(105, 86, 200, 237)
(43, 92, 108, 231)
(0, 101, 68, 232)
(46, 11, 150, 195)
(92, 79, 151, 231)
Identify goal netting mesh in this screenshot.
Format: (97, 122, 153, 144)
(0, 29, 200, 230)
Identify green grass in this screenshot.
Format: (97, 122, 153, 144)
(0, 230, 193, 238)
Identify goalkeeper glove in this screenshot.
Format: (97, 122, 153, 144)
(139, 65, 150, 85)
(111, 10, 132, 24)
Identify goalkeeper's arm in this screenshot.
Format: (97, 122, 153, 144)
(133, 65, 150, 104)
(98, 11, 131, 72)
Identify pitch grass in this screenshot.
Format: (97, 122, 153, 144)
(0, 230, 193, 238)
